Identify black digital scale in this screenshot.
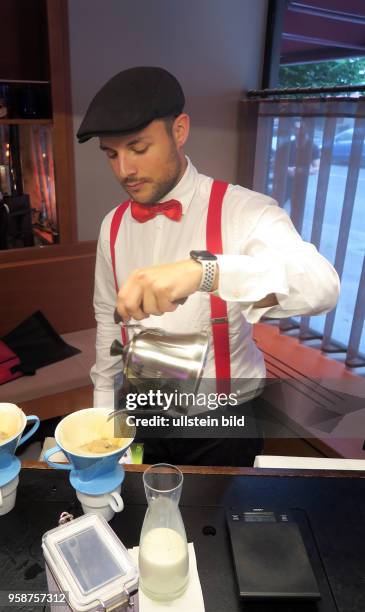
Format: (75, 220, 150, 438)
(226, 508, 321, 601)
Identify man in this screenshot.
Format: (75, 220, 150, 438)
(77, 67, 339, 466)
(282, 119, 321, 220)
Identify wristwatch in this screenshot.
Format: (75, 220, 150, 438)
(190, 250, 218, 292)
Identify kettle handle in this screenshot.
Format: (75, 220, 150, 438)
(113, 298, 187, 325)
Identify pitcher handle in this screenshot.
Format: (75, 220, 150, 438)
(18, 415, 40, 446)
(44, 446, 72, 470)
(109, 491, 124, 513)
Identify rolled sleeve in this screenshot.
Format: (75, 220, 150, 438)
(215, 198, 340, 324)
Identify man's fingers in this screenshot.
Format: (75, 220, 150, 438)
(116, 262, 192, 321)
(142, 290, 162, 316)
(114, 308, 122, 324)
(116, 302, 130, 322)
(117, 300, 147, 321)
(131, 308, 149, 321)
(117, 282, 145, 321)
(155, 292, 179, 314)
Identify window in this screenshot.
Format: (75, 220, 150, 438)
(251, 97, 365, 369)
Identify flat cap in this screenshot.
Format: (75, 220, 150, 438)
(77, 66, 185, 143)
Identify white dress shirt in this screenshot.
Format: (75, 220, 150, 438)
(91, 157, 340, 408)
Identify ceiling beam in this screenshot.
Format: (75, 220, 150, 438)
(288, 1, 365, 25)
(281, 47, 365, 65)
(283, 32, 365, 52)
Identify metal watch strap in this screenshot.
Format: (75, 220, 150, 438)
(198, 259, 217, 292)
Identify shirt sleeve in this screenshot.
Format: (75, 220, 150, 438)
(215, 195, 340, 324)
(90, 216, 123, 408)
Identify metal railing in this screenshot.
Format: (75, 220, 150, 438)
(246, 88, 365, 369)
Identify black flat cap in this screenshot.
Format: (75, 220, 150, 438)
(77, 66, 185, 143)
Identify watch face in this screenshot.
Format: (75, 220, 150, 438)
(190, 250, 217, 261)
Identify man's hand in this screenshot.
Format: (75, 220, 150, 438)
(116, 259, 206, 321)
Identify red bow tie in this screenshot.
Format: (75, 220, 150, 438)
(131, 199, 182, 223)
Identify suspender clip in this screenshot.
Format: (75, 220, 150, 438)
(211, 317, 229, 324)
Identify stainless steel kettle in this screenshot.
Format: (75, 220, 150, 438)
(110, 326, 208, 396)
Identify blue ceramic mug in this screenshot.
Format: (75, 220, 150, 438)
(44, 408, 135, 481)
(0, 403, 40, 469)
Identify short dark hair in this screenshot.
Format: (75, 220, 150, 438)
(162, 114, 179, 137)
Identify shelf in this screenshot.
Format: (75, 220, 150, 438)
(0, 79, 50, 85)
(0, 119, 52, 125)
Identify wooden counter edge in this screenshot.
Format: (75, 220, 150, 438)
(21, 460, 365, 478)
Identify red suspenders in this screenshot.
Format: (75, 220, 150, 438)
(109, 180, 231, 386)
(206, 180, 231, 390)
(110, 200, 130, 346)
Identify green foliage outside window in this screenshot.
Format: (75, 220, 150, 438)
(278, 57, 365, 89)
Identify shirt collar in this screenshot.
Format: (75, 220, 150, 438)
(158, 156, 198, 215)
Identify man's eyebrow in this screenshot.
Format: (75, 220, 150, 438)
(126, 136, 149, 147)
(99, 137, 150, 151)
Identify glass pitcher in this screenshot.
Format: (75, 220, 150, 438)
(138, 464, 189, 601)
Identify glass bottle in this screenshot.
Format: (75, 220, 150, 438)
(20, 84, 38, 118)
(138, 464, 189, 601)
(0, 84, 9, 118)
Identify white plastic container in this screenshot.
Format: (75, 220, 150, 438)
(76, 485, 124, 522)
(42, 513, 139, 611)
(0, 475, 19, 516)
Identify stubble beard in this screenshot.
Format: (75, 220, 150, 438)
(125, 146, 184, 204)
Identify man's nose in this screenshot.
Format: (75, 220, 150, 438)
(117, 153, 137, 178)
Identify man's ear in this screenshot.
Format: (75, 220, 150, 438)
(172, 113, 190, 149)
